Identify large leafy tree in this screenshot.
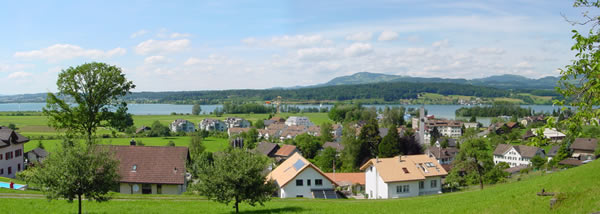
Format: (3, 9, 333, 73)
(43, 62, 135, 143)
(359, 119, 381, 157)
(22, 141, 119, 214)
(192, 149, 277, 213)
(449, 138, 494, 190)
(320, 122, 334, 143)
(378, 124, 401, 157)
(294, 133, 322, 159)
(340, 123, 363, 171)
(315, 147, 340, 173)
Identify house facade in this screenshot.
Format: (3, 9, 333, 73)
(360, 155, 447, 199)
(0, 127, 29, 178)
(170, 119, 195, 133)
(570, 138, 598, 160)
(198, 118, 227, 132)
(493, 144, 545, 167)
(109, 145, 189, 195)
(267, 153, 337, 199)
(285, 116, 313, 127)
(225, 117, 251, 128)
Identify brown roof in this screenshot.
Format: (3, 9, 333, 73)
(493, 144, 543, 158)
(571, 138, 598, 151)
(506, 122, 518, 128)
(107, 145, 189, 185)
(228, 127, 250, 135)
(359, 155, 448, 183)
(428, 147, 459, 159)
(255, 142, 280, 157)
(324, 172, 365, 186)
(323, 142, 344, 153)
(559, 158, 583, 166)
(275, 144, 298, 157)
(266, 153, 336, 187)
(0, 126, 29, 147)
(269, 117, 285, 122)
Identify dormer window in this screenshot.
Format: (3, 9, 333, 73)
(402, 167, 409, 173)
(132, 164, 137, 172)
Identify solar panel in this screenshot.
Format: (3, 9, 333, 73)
(311, 189, 338, 199)
(293, 159, 306, 171)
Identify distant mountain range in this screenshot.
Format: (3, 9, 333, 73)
(318, 72, 560, 90)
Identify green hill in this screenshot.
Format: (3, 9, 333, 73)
(2, 160, 599, 213)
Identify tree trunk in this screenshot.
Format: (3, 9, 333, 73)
(235, 200, 239, 213)
(78, 194, 82, 214)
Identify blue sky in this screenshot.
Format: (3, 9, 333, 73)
(0, 0, 593, 94)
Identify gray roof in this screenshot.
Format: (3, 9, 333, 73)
(27, 147, 48, 158)
(493, 144, 543, 158)
(547, 146, 560, 157)
(255, 142, 279, 157)
(378, 128, 389, 138)
(428, 147, 458, 159)
(571, 138, 598, 151)
(0, 126, 29, 147)
(323, 142, 344, 153)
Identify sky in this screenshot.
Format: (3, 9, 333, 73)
(0, 0, 595, 94)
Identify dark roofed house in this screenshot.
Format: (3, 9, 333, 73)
(24, 147, 48, 165)
(323, 142, 344, 153)
(427, 147, 459, 165)
(546, 146, 560, 161)
(570, 138, 598, 160)
(0, 126, 30, 178)
(107, 145, 189, 194)
(255, 142, 280, 158)
(274, 144, 299, 163)
(136, 126, 151, 134)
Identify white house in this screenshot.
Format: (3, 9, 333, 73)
(493, 144, 545, 167)
(266, 153, 338, 198)
(225, 117, 251, 128)
(170, 119, 195, 133)
(198, 118, 227, 132)
(285, 116, 313, 127)
(360, 155, 447, 199)
(531, 128, 566, 143)
(0, 126, 30, 178)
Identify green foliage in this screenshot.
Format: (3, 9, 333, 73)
(530, 155, 547, 170)
(340, 123, 364, 171)
(8, 123, 18, 130)
(319, 122, 334, 143)
(192, 104, 201, 115)
(358, 119, 381, 158)
(254, 119, 265, 129)
(449, 138, 494, 189)
(429, 127, 441, 146)
(43, 62, 135, 143)
(485, 162, 509, 184)
(22, 140, 119, 214)
(315, 147, 340, 173)
(382, 106, 405, 127)
(166, 141, 176, 146)
(148, 121, 171, 137)
(108, 105, 134, 132)
(378, 125, 401, 158)
(222, 102, 275, 114)
(455, 102, 532, 117)
(240, 128, 259, 149)
(189, 135, 205, 160)
(191, 149, 277, 213)
(294, 133, 322, 159)
(469, 116, 477, 123)
(36, 140, 44, 149)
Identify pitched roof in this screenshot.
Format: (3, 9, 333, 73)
(275, 144, 297, 157)
(255, 142, 279, 156)
(28, 147, 48, 158)
(428, 147, 459, 159)
(267, 153, 336, 187)
(493, 144, 513, 156)
(559, 158, 583, 166)
(323, 142, 344, 153)
(547, 146, 560, 157)
(172, 119, 191, 126)
(359, 155, 447, 183)
(0, 126, 29, 147)
(571, 138, 598, 151)
(106, 145, 189, 185)
(324, 172, 365, 186)
(493, 144, 543, 158)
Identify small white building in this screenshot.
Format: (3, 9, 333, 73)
(493, 144, 545, 167)
(170, 119, 195, 133)
(0, 127, 29, 178)
(531, 128, 566, 143)
(225, 117, 251, 128)
(266, 153, 338, 199)
(360, 155, 447, 199)
(285, 116, 313, 127)
(198, 118, 227, 132)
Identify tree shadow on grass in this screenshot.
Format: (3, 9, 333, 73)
(237, 206, 304, 214)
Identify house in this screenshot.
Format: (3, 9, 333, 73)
(323, 142, 344, 153)
(266, 153, 338, 198)
(570, 138, 598, 160)
(170, 119, 195, 133)
(463, 122, 478, 129)
(546, 146, 560, 161)
(198, 118, 227, 132)
(24, 147, 48, 165)
(254, 142, 280, 158)
(433, 138, 457, 148)
(225, 117, 251, 128)
(285, 116, 313, 127)
(135, 126, 151, 134)
(488, 122, 518, 135)
(493, 144, 545, 167)
(0, 126, 29, 178)
(425, 119, 463, 138)
(325, 172, 365, 196)
(274, 144, 299, 163)
(331, 124, 343, 141)
(108, 145, 189, 195)
(279, 129, 304, 140)
(427, 147, 458, 165)
(360, 155, 447, 199)
(531, 128, 566, 142)
(228, 127, 250, 137)
(307, 125, 321, 137)
(258, 129, 280, 140)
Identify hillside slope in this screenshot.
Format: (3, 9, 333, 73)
(2, 160, 599, 213)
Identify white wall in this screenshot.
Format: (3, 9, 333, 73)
(0, 144, 24, 178)
(419, 176, 442, 196)
(365, 165, 389, 199)
(494, 147, 545, 167)
(119, 183, 183, 194)
(387, 181, 419, 198)
(280, 167, 334, 198)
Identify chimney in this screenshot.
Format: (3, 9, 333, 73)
(376, 156, 379, 163)
(398, 154, 403, 162)
(130, 139, 136, 146)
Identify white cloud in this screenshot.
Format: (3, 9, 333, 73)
(130, 30, 148, 38)
(7, 71, 32, 79)
(184, 54, 238, 67)
(14, 44, 126, 62)
(378, 31, 399, 41)
(344, 43, 373, 57)
(346, 32, 372, 41)
(432, 39, 450, 49)
(271, 35, 328, 47)
(406, 35, 421, 42)
(515, 61, 533, 69)
(170, 33, 191, 38)
(144, 55, 169, 64)
(135, 39, 190, 55)
(470, 47, 505, 55)
(297, 48, 337, 61)
(0, 63, 35, 72)
(241, 37, 258, 45)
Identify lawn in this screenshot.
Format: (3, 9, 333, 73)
(2, 159, 599, 213)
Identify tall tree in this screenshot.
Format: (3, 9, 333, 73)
(192, 104, 202, 115)
(242, 128, 259, 149)
(429, 126, 441, 146)
(378, 124, 401, 157)
(450, 138, 494, 190)
(23, 140, 119, 214)
(359, 119, 381, 157)
(43, 62, 135, 143)
(315, 147, 340, 173)
(294, 133, 322, 159)
(192, 149, 277, 213)
(320, 122, 334, 143)
(340, 123, 363, 171)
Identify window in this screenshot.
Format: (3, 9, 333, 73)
(142, 184, 152, 194)
(15, 149, 22, 157)
(315, 179, 323, 186)
(431, 180, 437, 188)
(307, 179, 311, 186)
(132, 165, 137, 172)
(157, 184, 162, 194)
(0, 168, 3, 174)
(0, 154, 3, 160)
(296, 179, 303, 186)
(402, 168, 409, 173)
(17, 164, 20, 171)
(419, 181, 424, 189)
(5, 152, 12, 160)
(8, 167, 12, 175)
(396, 185, 409, 193)
(296, 195, 304, 198)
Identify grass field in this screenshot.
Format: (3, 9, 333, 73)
(1, 159, 599, 213)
